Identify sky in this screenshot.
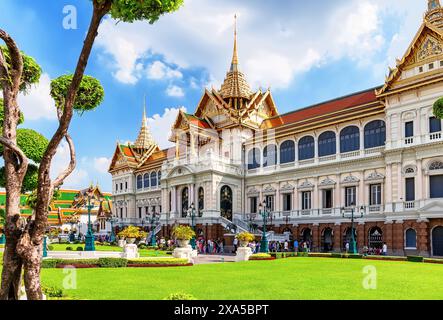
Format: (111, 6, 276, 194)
(0, 0, 429, 192)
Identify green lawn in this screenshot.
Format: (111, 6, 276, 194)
(48, 244, 168, 257)
(38, 258, 443, 300)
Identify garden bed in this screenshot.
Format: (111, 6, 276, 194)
(43, 257, 191, 269)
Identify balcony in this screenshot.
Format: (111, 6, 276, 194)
(404, 201, 417, 210)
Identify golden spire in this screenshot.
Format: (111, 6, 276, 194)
(219, 14, 253, 101)
(231, 14, 239, 72)
(428, 0, 441, 11)
(425, 0, 443, 28)
(134, 96, 156, 150)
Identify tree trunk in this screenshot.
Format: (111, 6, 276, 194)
(21, 2, 111, 300)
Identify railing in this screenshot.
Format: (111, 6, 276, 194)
(405, 137, 414, 145)
(430, 132, 442, 141)
(368, 205, 382, 213)
(404, 201, 416, 210)
(319, 155, 336, 162)
(340, 150, 360, 159)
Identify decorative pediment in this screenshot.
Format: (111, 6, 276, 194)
(342, 175, 360, 184)
(366, 172, 385, 181)
(247, 187, 259, 195)
(418, 35, 443, 61)
(263, 184, 276, 194)
(319, 178, 336, 187)
(298, 181, 314, 190)
(280, 182, 295, 193)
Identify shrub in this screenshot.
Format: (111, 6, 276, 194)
(308, 253, 333, 258)
(163, 293, 197, 300)
(42, 285, 64, 298)
(98, 258, 128, 268)
(407, 255, 424, 263)
(363, 255, 407, 261)
(138, 243, 147, 249)
(249, 253, 272, 261)
(41, 259, 60, 268)
(66, 246, 73, 251)
(118, 225, 147, 240)
(76, 246, 83, 251)
(342, 253, 362, 259)
(47, 245, 54, 251)
(297, 252, 309, 257)
(433, 97, 443, 120)
(57, 259, 99, 266)
(236, 232, 255, 242)
(171, 225, 195, 240)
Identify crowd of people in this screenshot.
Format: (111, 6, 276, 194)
(196, 238, 225, 254)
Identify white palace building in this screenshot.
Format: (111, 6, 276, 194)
(109, 1, 443, 257)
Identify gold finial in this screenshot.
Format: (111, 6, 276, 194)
(428, 0, 441, 11)
(231, 14, 239, 72)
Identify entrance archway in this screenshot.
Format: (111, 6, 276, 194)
(321, 228, 333, 252)
(432, 226, 443, 256)
(368, 227, 383, 251)
(220, 185, 233, 221)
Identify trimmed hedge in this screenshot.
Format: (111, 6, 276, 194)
(363, 255, 407, 262)
(42, 259, 60, 268)
(424, 258, 443, 264)
(98, 258, 127, 268)
(127, 258, 189, 266)
(249, 253, 273, 261)
(407, 255, 424, 263)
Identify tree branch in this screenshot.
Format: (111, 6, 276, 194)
(0, 29, 23, 94)
(0, 136, 28, 176)
(51, 133, 76, 191)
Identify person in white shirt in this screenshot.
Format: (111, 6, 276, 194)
(382, 242, 388, 256)
(233, 237, 238, 253)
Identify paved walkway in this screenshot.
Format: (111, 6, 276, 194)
(192, 254, 236, 265)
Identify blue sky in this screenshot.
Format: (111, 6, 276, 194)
(0, 0, 428, 192)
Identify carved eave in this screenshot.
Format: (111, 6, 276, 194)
(377, 21, 443, 96)
(108, 143, 132, 173)
(240, 89, 279, 120)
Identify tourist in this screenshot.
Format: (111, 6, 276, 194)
(284, 240, 289, 252)
(382, 242, 388, 256)
(345, 242, 350, 254)
(293, 239, 299, 253)
(219, 239, 224, 254)
(303, 241, 308, 253)
(233, 237, 238, 253)
(255, 241, 260, 253)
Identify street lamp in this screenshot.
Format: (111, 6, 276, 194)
(107, 216, 118, 243)
(341, 203, 364, 254)
(84, 193, 95, 251)
(188, 203, 196, 250)
(259, 201, 271, 253)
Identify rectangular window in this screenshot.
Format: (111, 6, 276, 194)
(405, 177, 415, 202)
(125, 182, 128, 190)
(283, 194, 292, 212)
(370, 184, 382, 205)
(419, 66, 423, 73)
(250, 197, 257, 214)
(115, 184, 118, 191)
(120, 208, 123, 218)
(145, 207, 149, 215)
(152, 206, 156, 213)
(302, 192, 311, 210)
(405, 121, 414, 138)
(430, 175, 443, 198)
(429, 63, 434, 70)
(345, 187, 356, 207)
(120, 183, 123, 191)
(138, 207, 142, 219)
(430, 116, 442, 133)
(265, 195, 274, 212)
(322, 189, 333, 209)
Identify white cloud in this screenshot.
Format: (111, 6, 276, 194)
(146, 61, 183, 80)
(93, 157, 112, 174)
(95, 0, 404, 90)
(18, 73, 57, 121)
(147, 107, 187, 149)
(166, 85, 185, 98)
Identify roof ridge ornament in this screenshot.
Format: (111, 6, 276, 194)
(133, 95, 158, 150)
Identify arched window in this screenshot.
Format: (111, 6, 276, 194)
(248, 148, 261, 170)
(430, 161, 443, 170)
(364, 120, 386, 149)
(157, 171, 162, 186)
(181, 187, 189, 218)
(280, 140, 295, 164)
(150, 172, 157, 188)
(136, 175, 143, 190)
(430, 161, 443, 198)
(340, 126, 360, 153)
(298, 136, 315, 160)
(142, 173, 149, 188)
(318, 131, 336, 157)
(220, 186, 233, 221)
(198, 187, 204, 217)
(405, 228, 417, 248)
(263, 144, 277, 167)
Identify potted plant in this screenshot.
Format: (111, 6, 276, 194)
(237, 232, 255, 247)
(117, 225, 146, 244)
(171, 225, 195, 248)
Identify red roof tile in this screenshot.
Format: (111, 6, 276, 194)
(262, 87, 381, 129)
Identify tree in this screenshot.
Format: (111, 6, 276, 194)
(433, 97, 443, 120)
(0, 0, 184, 300)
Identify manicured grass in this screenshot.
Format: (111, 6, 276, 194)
(48, 244, 168, 257)
(39, 257, 443, 300)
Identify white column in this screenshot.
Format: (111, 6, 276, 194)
(359, 127, 364, 151)
(359, 173, 365, 206)
(276, 184, 281, 212)
(417, 159, 423, 201)
(385, 164, 392, 204)
(335, 176, 341, 211)
(397, 163, 403, 202)
(171, 186, 177, 216)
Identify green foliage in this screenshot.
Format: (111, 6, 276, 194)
(0, 45, 42, 92)
(0, 128, 48, 163)
(127, 258, 189, 265)
(171, 225, 195, 240)
(47, 245, 54, 251)
(76, 246, 84, 251)
(236, 232, 255, 242)
(108, 0, 184, 24)
(433, 97, 443, 120)
(98, 257, 128, 268)
(0, 164, 39, 194)
(56, 259, 99, 266)
(50, 74, 104, 114)
(407, 255, 424, 263)
(66, 246, 73, 251)
(42, 285, 64, 298)
(163, 292, 197, 300)
(0, 98, 24, 127)
(0, 208, 5, 226)
(42, 259, 60, 268)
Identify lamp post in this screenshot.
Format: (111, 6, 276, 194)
(108, 216, 118, 243)
(189, 203, 196, 250)
(259, 201, 271, 253)
(341, 203, 364, 254)
(42, 235, 48, 258)
(84, 194, 95, 251)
